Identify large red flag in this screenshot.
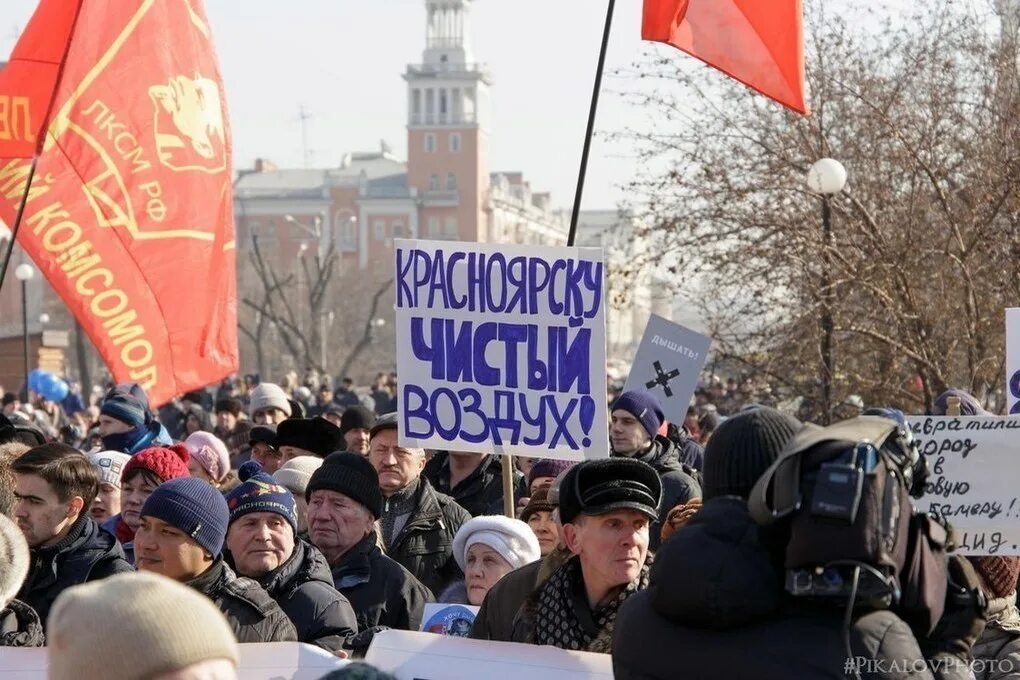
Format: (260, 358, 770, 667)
(642, 0, 809, 115)
(0, 0, 238, 406)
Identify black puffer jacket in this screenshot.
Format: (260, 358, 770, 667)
(331, 531, 433, 632)
(0, 599, 44, 647)
(423, 452, 527, 517)
(17, 514, 133, 632)
(628, 435, 701, 550)
(384, 478, 471, 598)
(187, 558, 297, 643)
(613, 497, 972, 680)
(253, 540, 358, 651)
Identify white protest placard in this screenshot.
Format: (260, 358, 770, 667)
(395, 239, 609, 461)
(365, 629, 614, 680)
(1007, 308, 1020, 415)
(909, 416, 1020, 555)
(0, 642, 346, 679)
(420, 603, 479, 636)
(622, 314, 711, 424)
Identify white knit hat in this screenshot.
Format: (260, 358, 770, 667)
(48, 571, 239, 680)
(453, 515, 541, 572)
(87, 451, 131, 488)
(273, 455, 323, 496)
(249, 382, 292, 418)
(0, 514, 29, 609)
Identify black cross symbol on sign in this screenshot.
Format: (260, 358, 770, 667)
(645, 361, 682, 398)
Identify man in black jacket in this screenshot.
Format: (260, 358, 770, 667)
(610, 391, 701, 550)
(11, 444, 132, 631)
(135, 477, 297, 643)
(368, 413, 470, 597)
(613, 408, 984, 680)
(306, 451, 432, 632)
(225, 462, 357, 651)
(0, 513, 43, 647)
(423, 451, 526, 517)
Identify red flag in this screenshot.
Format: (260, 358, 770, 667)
(0, 0, 83, 158)
(0, 0, 238, 406)
(642, 0, 809, 115)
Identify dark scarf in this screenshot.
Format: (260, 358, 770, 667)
(533, 556, 650, 652)
(380, 478, 421, 547)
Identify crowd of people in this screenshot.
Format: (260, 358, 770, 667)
(0, 372, 1014, 679)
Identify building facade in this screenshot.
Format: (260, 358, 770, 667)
(234, 0, 568, 267)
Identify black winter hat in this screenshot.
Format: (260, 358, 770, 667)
(558, 458, 662, 525)
(305, 451, 384, 519)
(340, 405, 376, 437)
(247, 424, 278, 447)
(702, 406, 801, 501)
(276, 418, 343, 458)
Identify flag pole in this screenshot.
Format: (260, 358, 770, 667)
(0, 157, 39, 292)
(567, 0, 617, 247)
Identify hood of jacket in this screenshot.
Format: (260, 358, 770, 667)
(258, 539, 335, 598)
(633, 435, 684, 475)
(648, 496, 783, 629)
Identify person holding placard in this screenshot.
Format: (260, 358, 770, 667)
(609, 391, 701, 550)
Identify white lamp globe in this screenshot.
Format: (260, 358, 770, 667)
(14, 263, 34, 281)
(806, 159, 847, 195)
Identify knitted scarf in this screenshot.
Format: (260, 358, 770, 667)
(533, 556, 650, 652)
(380, 478, 420, 548)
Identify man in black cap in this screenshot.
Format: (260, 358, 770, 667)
(276, 418, 344, 462)
(305, 452, 432, 633)
(506, 457, 661, 653)
(338, 406, 375, 456)
(248, 425, 283, 474)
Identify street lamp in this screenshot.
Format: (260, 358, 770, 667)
(39, 313, 50, 325)
(806, 158, 847, 424)
(14, 263, 35, 401)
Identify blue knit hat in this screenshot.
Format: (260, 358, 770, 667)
(225, 461, 298, 534)
(141, 478, 229, 557)
(100, 383, 151, 428)
(611, 391, 665, 439)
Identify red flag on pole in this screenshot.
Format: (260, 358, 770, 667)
(0, 0, 239, 406)
(641, 0, 810, 115)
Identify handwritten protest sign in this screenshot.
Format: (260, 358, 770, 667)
(909, 416, 1020, 555)
(622, 315, 711, 424)
(0, 642, 346, 679)
(395, 239, 609, 461)
(1007, 308, 1020, 414)
(420, 603, 479, 636)
(365, 629, 614, 680)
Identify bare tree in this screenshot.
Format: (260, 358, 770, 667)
(612, 0, 1019, 417)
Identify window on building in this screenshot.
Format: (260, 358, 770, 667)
(392, 221, 405, 238)
(335, 212, 357, 251)
(373, 220, 386, 240)
(444, 216, 458, 236)
(449, 133, 461, 153)
(439, 89, 448, 116)
(428, 216, 440, 237)
(446, 173, 457, 191)
(429, 174, 440, 191)
(424, 133, 436, 153)
(412, 90, 421, 118)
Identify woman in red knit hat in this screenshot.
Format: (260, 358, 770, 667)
(101, 444, 191, 564)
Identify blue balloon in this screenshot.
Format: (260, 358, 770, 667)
(28, 369, 47, 393)
(39, 376, 69, 402)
